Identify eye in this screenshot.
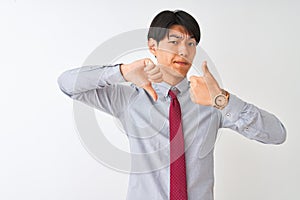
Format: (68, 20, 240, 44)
(188, 42, 196, 46)
(168, 41, 178, 45)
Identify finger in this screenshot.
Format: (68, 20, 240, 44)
(189, 75, 205, 86)
(148, 73, 163, 83)
(144, 59, 155, 67)
(202, 61, 211, 76)
(189, 75, 198, 81)
(201, 61, 220, 88)
(145, 64, 160, 75)
(189, 76, 198, 88)
(143, 83, 158, 101)
(144, 65, 154, 72)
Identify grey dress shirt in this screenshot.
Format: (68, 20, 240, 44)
(57, 64, 286, 200)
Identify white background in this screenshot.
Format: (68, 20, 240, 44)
(1, 0, 299, 199)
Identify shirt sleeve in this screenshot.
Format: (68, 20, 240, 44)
(219, 94, 287, 144)
(57, 64, 136, 117)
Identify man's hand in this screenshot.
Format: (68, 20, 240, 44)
(120, 58, 163, 101)
(189, 61, 222, 106)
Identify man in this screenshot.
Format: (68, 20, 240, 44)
(58, 10, 286, 200)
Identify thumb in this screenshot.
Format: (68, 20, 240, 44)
(144, 59, 158, 101)
(202, 61, 211, 76)
(143, 83, 158, 101)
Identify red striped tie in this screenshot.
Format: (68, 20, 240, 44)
(169, 89, 188, 200)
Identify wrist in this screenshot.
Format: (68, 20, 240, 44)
(212, 89, 230, 110)
(120, 64, 131, 80)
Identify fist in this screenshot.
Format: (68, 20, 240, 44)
(120, 58, 163, 101)
(189, 61, 221, 106)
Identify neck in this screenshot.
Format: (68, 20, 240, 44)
(162, 73, 185, 86)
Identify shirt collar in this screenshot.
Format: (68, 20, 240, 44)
(152, 78, 190, 98)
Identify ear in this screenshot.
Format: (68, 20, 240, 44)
(148, 38, 158, 57)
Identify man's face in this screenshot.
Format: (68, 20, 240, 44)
(153, 25, 197, 78)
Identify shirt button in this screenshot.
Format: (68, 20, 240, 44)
(226, 113, 231, 117)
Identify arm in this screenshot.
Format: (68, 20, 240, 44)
(57, 64, 135, 117)
(220, 94, 286, 144)
(57, 58, 163, 116)
(189, 61, 286, 144)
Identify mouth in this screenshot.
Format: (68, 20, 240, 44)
(173, 60, 190, 66)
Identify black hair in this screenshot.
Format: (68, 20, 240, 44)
(147, 10, 201, 44)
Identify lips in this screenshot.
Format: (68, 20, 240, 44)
(174, 60, 189, 66)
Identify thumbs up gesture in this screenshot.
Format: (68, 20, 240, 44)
(120, 58, 163, 101)
(189, 61, 222, 106)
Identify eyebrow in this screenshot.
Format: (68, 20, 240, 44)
(169, 34, 182, 39)
(168, 34, 195, 40)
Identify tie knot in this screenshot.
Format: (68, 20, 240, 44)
(168, 88, 179, 99)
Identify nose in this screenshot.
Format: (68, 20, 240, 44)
(178, 43, 188, 57)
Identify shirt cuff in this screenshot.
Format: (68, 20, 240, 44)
(221, 94, 247, 122)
